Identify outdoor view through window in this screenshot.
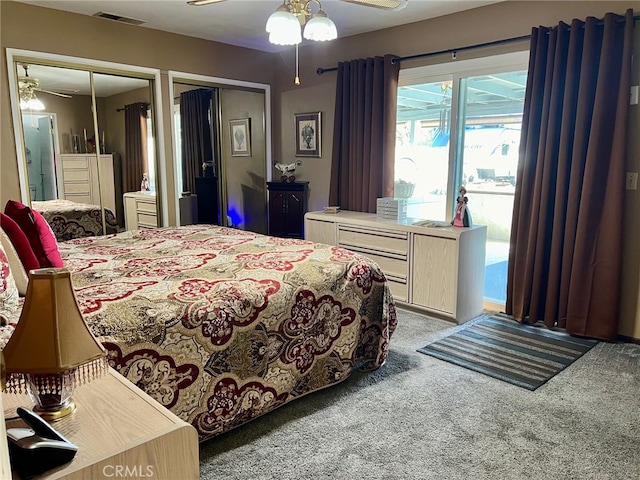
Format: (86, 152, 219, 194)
(396, 68, 528, 305)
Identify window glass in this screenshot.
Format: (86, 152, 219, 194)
(396, 79, 452, 220)
(457, 71, 527, 304)
(396, 55, 528, 307)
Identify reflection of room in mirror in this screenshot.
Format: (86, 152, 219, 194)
(172, 79, 269, 234)
(12, 59, 158, 235)
(21, 112, 58, 202)
(173, 83, 220, 226)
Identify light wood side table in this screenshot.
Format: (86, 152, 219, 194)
(2, 368, 199, 479)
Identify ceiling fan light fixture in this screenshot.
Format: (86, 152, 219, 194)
(20, 96, 45, 111)
(267, 0, 337, 45)
(303, 10, 337, 41)
(267, 6, 303, 45)
(269, 29, 302, 46)
(265, 0, 338, 85)
(266, 8, 298, 33)
(18, 66, 46, 111)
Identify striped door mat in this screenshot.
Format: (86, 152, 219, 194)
(417, 314, 598, 390)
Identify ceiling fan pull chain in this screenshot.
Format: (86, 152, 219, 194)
(295, 43, 301, 85)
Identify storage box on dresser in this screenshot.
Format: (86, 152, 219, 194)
(305, 210, 487, 324)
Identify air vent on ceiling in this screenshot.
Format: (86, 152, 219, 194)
(93, 11, 146, 26)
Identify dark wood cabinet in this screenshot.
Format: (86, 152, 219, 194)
(267, 181, 308, 238)
(195, 176, 219, 225)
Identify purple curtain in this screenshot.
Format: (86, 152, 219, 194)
(124, 102, 148, 193)
(506, 10, 634, 340)
(329, 54, 400, 212)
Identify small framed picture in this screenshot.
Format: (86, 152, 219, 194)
(229, 118, 251, 156)
(295, 112, 321, 157)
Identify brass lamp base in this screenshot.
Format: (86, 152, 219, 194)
(34, 399, 77, 421)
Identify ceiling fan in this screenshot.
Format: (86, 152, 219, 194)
(18, 64, 73, 101)
(187, 0, 408, 84)
(187, 0, 408, 11)
(188, 0, 408, 45)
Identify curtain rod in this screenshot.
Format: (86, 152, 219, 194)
(316, 13, 639, 76)
(116, 102, 149, 112)
(316, 34, 531, 75)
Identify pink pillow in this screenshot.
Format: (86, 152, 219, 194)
(4, 200, 63, 268)
(0, 212, 40, 272)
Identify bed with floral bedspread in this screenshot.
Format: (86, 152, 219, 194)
(12, 225, 396, 441)
(32, 199, 119, 241)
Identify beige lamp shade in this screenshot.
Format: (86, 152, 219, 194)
(3, 268, 108, 408)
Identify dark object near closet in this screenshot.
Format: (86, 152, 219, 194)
(195, 176, 219, 225)
(267, 181, 308, 239)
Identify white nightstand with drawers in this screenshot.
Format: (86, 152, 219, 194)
(123, 191, 157, 230)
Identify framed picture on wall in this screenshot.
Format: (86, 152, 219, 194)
(230, 118, 251, 156)
(295, 112, 321, 157)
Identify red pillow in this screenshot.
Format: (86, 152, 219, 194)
(0, 212, 40, 272)
(4, 200, 63, 268)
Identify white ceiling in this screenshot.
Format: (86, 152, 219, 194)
(16, 0, 504, 53)
(13, 0, 505, 98)
(16, 63, 151, 97)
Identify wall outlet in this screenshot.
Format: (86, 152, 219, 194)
(631, 85, 639, 105)
(626, 172, 638, 190)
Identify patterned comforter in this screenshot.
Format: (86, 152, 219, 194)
(44, 225, 397, 441)
(33, 199, 119, 241)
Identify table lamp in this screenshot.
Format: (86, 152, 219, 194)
(3, 268, 108, 420)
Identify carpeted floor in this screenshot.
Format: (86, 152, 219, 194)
(199, 309, 640, 480)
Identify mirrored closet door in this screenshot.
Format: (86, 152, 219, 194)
(7, 50, 162, 237)
(172, 81, 221, 228)
(170, 74, 270, 234)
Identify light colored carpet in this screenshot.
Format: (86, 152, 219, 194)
(199, 309, 640, 480)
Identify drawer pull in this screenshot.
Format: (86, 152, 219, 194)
(338, 225, 407, 240)
(339, 243, 407, 261)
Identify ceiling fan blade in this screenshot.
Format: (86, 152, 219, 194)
(340, 0, 408, 10)
(36, 88, 72, 98)
(187, 0, 227, 5)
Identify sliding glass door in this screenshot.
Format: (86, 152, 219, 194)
(396, 53, 528, 309)
(457, 71, 526, 306)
